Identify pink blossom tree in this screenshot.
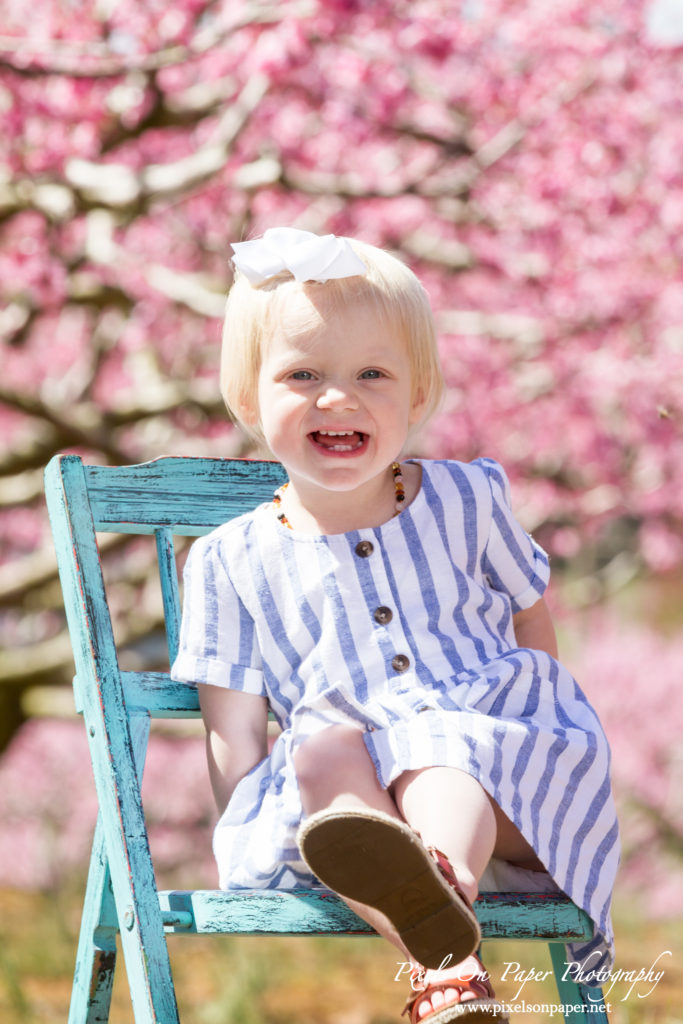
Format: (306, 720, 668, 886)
(1, 0, 681, 752)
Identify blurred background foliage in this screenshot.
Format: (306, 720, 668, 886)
(1, 0, 682, 1019)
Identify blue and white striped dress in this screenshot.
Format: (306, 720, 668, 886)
(172, 458, 619, 971)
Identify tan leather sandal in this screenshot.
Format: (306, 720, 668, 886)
(403, 955, 509, 1023)
(297, 807, 481, 970)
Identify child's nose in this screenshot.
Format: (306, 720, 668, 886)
(316, 383, 359, 410)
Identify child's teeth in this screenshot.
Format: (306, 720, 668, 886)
(315, 429, 363, 451)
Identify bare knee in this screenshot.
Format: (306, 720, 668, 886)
(293, 725, 381, 814)
(294, 725, 365, 788)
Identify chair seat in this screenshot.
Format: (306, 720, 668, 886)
(155, 889, 593, 940)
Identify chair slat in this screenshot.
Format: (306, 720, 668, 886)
(83, 456, 287, 533)
(155, 529, 181, 664)
(74, 672, 200, 717)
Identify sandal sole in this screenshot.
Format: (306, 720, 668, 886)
(298, 809, 481, 969)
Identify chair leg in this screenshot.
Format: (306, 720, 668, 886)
(69, 815, 118, 1024)
(549, 943, 609, 1023)
(112, 712, 180, 1024)
(74, 712, 180, 1023)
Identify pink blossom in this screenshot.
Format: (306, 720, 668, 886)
(0, 719, 217, 889)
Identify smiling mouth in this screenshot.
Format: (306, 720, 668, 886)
(310, 430, 367, 452)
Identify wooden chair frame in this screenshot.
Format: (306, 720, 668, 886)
(44, 453, 608, 1023)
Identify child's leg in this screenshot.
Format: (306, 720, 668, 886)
(294, 724, 414, 957)
(295, 726, 532, 903)
(391, 767, 495, 903)
(294, 725, 521, 1019)
(392, 766, 545, 879)
(392, 766, 542, 1019)
(294, 727, 494, 954)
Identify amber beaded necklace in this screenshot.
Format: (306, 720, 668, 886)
(273, 461, 406, 530)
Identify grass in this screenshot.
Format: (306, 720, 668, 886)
(1, 882, 680, 1023)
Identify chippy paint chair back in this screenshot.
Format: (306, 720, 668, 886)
(44, 453, 607, 1023)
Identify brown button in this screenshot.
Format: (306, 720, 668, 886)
(391, 654, 410, 673)
(355, 540, 374, 558)
(374, 606, 393, 625)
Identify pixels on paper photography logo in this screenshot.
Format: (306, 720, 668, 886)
(395, 948, 672, 1013)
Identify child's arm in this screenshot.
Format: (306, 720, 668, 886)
(198, 684, 269, 811)
(512, 597, 559, 659)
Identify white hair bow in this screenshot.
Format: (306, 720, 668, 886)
(231, 227, 367, 285)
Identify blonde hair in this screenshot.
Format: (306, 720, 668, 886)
(220, 237, 444, 445)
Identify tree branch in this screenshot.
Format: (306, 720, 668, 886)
(0, 534, 126, 608)
(0, 388, 130, 468)
(64, 73, 269, 209)
(100, 74, 237, 154)
(0, 3, 313, 78)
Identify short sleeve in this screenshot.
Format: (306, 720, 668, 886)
(478, 458, 550, 613)
(170, 535, 266, 695)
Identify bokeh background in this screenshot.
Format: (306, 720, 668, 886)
(1, 0, 682, 1020)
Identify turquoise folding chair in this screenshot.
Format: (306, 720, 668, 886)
(44, 453, 608, 1023)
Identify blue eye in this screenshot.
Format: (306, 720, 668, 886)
(290, 370, 314, 380)
(360, 369, 383, 379)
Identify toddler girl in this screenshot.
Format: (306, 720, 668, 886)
(172, 227, 619, 1023)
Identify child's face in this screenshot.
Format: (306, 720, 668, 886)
(249, 291, 424, 504)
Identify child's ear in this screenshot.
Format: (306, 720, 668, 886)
(409, 387, 427, 425)
(236, 392, 260, 427)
